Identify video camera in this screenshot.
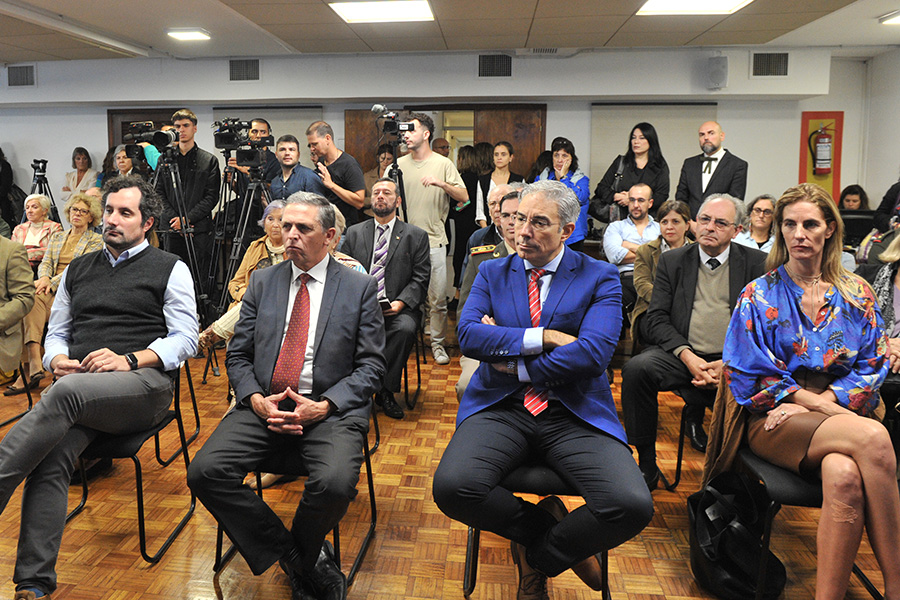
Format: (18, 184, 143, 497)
(123, 121, 178, 159)
(213, 118, 275, 168)
(371, 104, 415, 135)
(31, 159, 48, 177)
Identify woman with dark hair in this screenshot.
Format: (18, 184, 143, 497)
(473, 142, 494, 176)
(96, 145, 118, 188)
(536, 137, 591, 250)
(630, 200, 692, 347)
(721, 183, 899, 600)
(475, 141, 524, 228)
(591, 123, 670, 222)
(61, 147, 98, 200)
(734, 193, 776, 252)
(838, 184, 870, 211)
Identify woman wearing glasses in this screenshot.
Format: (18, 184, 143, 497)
(5, 193, 103, 395)
(734, 193, 776, 252)
(722, 184, 899, 600)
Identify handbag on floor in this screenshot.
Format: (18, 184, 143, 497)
(687, 471, 786, 600)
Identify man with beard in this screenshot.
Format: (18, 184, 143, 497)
(675, 121, 748, 218)
(342, 178, 430, 419)
(271, 135, 327, 201)
(0, 174, 198, 600)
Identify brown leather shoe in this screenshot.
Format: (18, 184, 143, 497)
(510, 539, 549, 600)
(536, 495, 605, 591)
(14, 590, 51, 600)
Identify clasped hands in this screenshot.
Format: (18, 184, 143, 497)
(52, 348, 130, 377)
(680, 349, 722, 389)
(250, 388, 331, 435)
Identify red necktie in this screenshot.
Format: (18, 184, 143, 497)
(523, 269, 548, 416)
(270, 273, 312, 394)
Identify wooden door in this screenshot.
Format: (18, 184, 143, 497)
(345, 109, 383, 173)
(474, 105, 545, 178)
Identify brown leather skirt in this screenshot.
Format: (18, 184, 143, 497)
(746, 410, 831, 475)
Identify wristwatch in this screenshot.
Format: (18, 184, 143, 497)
(125, 353, 139, 370)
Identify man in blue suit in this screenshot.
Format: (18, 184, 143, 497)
(433, 180, 653, 600)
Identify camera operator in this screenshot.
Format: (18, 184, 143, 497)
(154, 108, 221, 281)
(271, 135, 327, 201)
(227, 118, 280, 186)
(306, 121, 366, 227)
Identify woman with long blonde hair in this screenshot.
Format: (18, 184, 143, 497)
(722, 183, 899, 600)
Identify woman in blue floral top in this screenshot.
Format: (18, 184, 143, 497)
(723, 183, 900, 600)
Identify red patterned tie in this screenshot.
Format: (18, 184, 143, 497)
(270, 273, 312, 394)
(523, 268, 548, 416)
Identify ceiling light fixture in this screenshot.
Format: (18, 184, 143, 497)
(879, 10, 900, 25)
(329, 1, 434, 24)
(637, 0, 755, 15)
(167, 28, 211, 41)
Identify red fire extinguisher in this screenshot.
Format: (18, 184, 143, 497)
(807, 124, 832, 176)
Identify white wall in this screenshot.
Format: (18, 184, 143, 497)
(865, 47, 900, 205)
(0, 47, 873, 211)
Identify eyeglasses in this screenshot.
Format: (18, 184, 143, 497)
(515, 214, 557, 232)
(751, 208, 773, 217)
(696, 214, 735, 231)
(69, 207, 90, 216)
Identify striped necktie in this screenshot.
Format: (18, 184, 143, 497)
(523, 268, 548, 416)
(371, 224, 389, 299)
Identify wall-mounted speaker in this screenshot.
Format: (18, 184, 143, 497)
(707, 56, 728, 90)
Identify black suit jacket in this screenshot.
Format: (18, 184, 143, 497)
(342, 218, 431, 317)
(225, 256, 386, 422)
(643, 243, 767, 354)
(155, 144, 221, 233)
(675, 150, 748, 218)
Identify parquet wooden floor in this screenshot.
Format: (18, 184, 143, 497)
(0, 342, 885, 599)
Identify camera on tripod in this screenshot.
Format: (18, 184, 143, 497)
(381, 115, 415, 135)
(31, 159, 48, 177)
(213, 118, 274, 168)
(123, 121, 178, 159)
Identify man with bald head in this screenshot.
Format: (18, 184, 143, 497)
(675, 120, 748, 218)
(431, 138, 451, 158)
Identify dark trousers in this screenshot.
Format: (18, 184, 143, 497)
(187, 405, 368, 575)
(432, 399, 653, 577)
(620, 345, 717, 448)
(620, 272, 637, 314)
(383, 311, 418, 393)
(0, 369, 174, 595)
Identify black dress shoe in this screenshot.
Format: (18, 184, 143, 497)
(304, 540, 347, 600)
(640, 464, 661, 491)
(279, 548, 316, 600)
(379, 391, 405, 420)
(685, 420, 708, 453)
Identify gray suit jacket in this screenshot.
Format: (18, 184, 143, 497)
(225, 256, 386, 421)
(342, 218, 431, 316)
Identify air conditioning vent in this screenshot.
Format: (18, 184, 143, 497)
(8, 65, 35, 87)
(478, 54, 512, 78)
(752, 52, 788, 77)
(229, 59, 260, 81)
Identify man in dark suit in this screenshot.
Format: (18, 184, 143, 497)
(620, 194, 767, 490)
(343, 178, 430, 419)
(434, 180, 653, 600)
(675, 121, 748, 218)
(188, 192, 385, 600)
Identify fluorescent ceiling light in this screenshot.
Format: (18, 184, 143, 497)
(329, 1, 434, 23)
(167, 28, 211, 41)
(637, 0, 754, 15)
(879, 10, 900, 25)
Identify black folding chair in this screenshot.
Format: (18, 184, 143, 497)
(463, 463, 611, 600)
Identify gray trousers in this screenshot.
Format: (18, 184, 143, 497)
(0, 368, 174, 595)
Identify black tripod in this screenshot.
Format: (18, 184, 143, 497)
(385, 139, 409, 221)
(151, 148, 211, 330)
(201, 155, 272, 382)
(29, 160, 60, 222)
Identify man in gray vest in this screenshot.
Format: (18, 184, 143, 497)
(0, 174, 198, 600)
